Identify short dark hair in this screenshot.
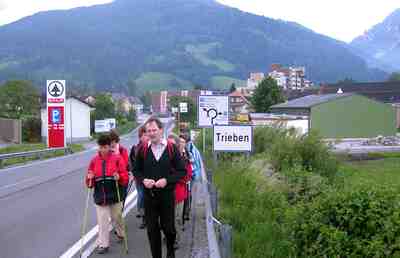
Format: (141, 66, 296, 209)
(138, 126, 146, 138)
(146, 117, 163, 129)
(97, 134, 111, 146)
(179, 133, 190, 142)
(109, 129, 120, 143)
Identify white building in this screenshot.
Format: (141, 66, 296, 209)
(269, 64, 311, 90)
(41, 97, 94, 143)
(247, 72, 265, 90)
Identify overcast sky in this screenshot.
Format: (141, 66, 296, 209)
(0, 0, 398, 42)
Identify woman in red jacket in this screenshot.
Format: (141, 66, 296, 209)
(174, 135, 193, 247)
(86, 134, 129, 254)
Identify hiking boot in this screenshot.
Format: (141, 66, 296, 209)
(173, 239, 179, 250)
(96, 246, 109, 254)
(166, 250, 175, 258)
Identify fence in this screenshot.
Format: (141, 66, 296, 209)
(0, 147, 71, 168)
(206, 169, 233, 258)
(0, 118, 22, 144)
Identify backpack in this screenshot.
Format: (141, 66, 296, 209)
(141, 139, 175, 162)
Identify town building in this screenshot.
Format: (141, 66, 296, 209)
(270, 93, 396, 138)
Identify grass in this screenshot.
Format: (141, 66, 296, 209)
(185, 43, 235, 72)
(0, 143, 84, 168)
(135, 72, 194, 92)
(340, 153, 400, 188)
(198, 125, 400, 257)
(210, 76, 246, 90)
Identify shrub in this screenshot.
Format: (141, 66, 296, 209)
(22, 116, 41, 142)
(287, 185, 400, 257)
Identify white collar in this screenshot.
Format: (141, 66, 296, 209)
(148, 138, 167, 147)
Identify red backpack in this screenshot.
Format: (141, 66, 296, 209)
(141, 139, 175, 163)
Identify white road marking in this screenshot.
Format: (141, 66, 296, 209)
(59, 190, 138, 258)
(0, 176, 41, 190)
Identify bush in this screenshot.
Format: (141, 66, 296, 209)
(22, 116, 41, 142)
(288, 185, 400, 257)
(254, 127, 339, 179)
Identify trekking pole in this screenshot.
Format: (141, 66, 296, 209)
(122, 179, 134, 211)
(115, 180, 129, 254)
(80, 183, 92, 258)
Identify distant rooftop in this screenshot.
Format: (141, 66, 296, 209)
(271, 93, 353, 109)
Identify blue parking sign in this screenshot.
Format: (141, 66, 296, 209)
(52, 109, 60, 123)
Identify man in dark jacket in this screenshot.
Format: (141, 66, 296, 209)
(134, 117, 186, 258)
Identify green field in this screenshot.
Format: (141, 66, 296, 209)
(340, 153, 400, 187)
(185, 43, 235, 72)
(210, 76, 246, 90)
(135, 72, 194, 92)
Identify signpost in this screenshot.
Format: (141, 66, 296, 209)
(198, 96, 229, 128)
(47, 80, 66, 148)
(179, 102, 188, 113)
(198, 95, 229, 154)
(213, 125, 253, 152)
(94, 118, 116, 133)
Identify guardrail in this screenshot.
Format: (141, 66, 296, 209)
(204, 168, 233, 258)
(0, 147, 71, 168)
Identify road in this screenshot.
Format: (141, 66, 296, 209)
(0, 116, 173, 258)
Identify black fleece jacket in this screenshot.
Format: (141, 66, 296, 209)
(134, 143, 186, 191)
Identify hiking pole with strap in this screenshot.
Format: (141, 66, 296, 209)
(122, 178, 134, 211)
(115, 179, 129, 254)
(80, 181, 92, 258)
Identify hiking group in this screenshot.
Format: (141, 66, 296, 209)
(84, 117, 202, 258)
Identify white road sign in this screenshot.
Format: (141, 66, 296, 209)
(213, 125, 253, 152)
(171, 107, 179, 113)
(95, 118, 116, 133)
(198, 95, 229, 128)
(47, 80, 66, 105)
(179, 102, 188, 113)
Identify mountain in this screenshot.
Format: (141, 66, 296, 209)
(0, 0, 386, 94)
(351, 9, 400, 72)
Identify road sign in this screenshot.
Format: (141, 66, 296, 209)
(95, 118, 116, 133)
(171, 107, 179, 113)
(47, 80, 66, 148)
(213, 125, 253, 152)
(198, 95, 229, 128)
(179, 102, 188, 113)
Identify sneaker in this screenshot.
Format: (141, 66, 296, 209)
(96, 246, 109, 254)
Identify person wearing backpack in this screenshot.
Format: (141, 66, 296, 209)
(174, 134, 193, 248)
(134, 117, 186, 258)
(85, 134, 129, 254)
(129, 126, 148, 229)
(181, 133, 202, 221)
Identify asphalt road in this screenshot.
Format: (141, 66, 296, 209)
(0, 116, 173, 258)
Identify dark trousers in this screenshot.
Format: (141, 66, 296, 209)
(144, 189, 176, 258)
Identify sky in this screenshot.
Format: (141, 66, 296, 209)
(0, 0, 399, 42)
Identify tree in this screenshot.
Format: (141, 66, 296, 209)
(229, 83, 236, 93)
(0, 80, 40, 119)
(126, 78, 138, 96)
(169, 96, 197, 125)
(140, 91, 152, 109)
(388, 72, 400, 82)
(194, 84, 203, 90)
(250, 77, 285, 112)
(337, 77, 356, 84)
(93, 93, 115, 120)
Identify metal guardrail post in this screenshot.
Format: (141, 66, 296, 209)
(220, 224, 233, 258)
(210, 185, 218, 216)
